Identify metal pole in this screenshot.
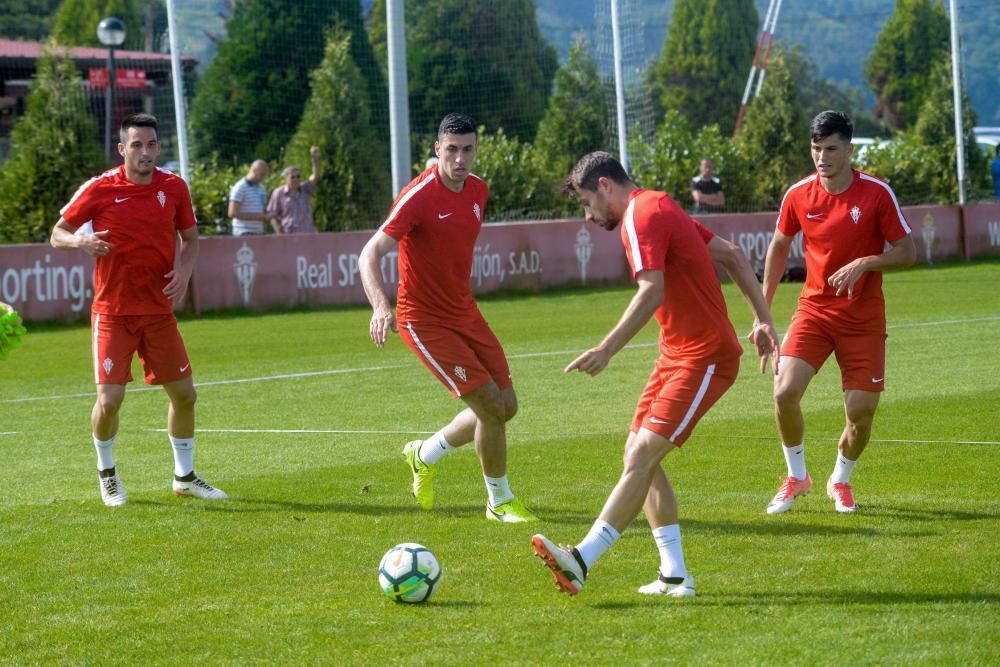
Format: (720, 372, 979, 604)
(610, 0, 628, 173)
(165, 0, 191, 183)
(387, 0, 412, 194)
(754, 0, 783, 97)
(104, 46, 114, 159)
(734, 0, 775, 135)
(949, 0, 966, 204)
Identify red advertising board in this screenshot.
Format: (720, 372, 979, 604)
(962, 202, 1000, 259)
(87, 68, 147, 89)
(0, 205, 980, 323)
(190, 220, 628, 314)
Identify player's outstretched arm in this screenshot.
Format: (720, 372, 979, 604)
(707, 236, 780, 374)
(565, 270, 662, 376)
(359, 231, 399, 348)
(50, 218, 113, 256)
(828, 234, 916, 298)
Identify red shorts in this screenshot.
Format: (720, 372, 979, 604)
(398, 313, 512, 398)
(91, 313, 192, 386)
(631, 357, 739, 446)
(782, 307, 886, 392)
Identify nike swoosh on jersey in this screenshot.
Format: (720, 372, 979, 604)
(649, 416, 671, 424)
(437, 212, 453, 219)
(806, 212, 823, 219)
(114, 197, 131, 203)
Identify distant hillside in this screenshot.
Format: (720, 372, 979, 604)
(156, 0, 1000, 125)
(534, 0, 999, 125)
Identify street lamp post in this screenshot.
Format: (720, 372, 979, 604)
(97, 17, 126, 159)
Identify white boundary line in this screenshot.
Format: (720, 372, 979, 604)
(3, 314, 997, 405)
(151, 428, 999, 446)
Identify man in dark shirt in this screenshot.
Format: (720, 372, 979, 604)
(690, 157, 725, 213)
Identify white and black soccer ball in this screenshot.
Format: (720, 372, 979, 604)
(378, 543, 441, 603)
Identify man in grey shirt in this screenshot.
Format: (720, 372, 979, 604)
(267, 146, 321, 234)
(228, 160, 273, 236)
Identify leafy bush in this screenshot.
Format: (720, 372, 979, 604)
(0, 51, 106, 244)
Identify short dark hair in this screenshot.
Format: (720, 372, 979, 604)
(562, 151, 632, 197)
(438, 113, 476, 138)
(810, 110, 853, 142)
(120, 113, 158, 142)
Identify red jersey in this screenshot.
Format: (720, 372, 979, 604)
(622, 189, 743, 364)
(777, 169, 911, 327)
(61, 166, 197, 316)
(380, 166, 488, 324)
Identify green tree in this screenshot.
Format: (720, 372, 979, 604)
(0, 52, 106, 244)
(0, 0, 62, 41)
(735, 49, 812, 209)
(51, 0, 145, 50)
(470, 127, 562, 221)
(189, 0, 385, 165)
(629, 112, 754, 212)
(534, 38, 610, 180)
(859, 57, 991, 204)
(370, 0, 558, 144)
(865, 0, 949, 131)
(647, 0, 757, 135)
(282, 28, 391, 231)
(781, 45, 884, 137)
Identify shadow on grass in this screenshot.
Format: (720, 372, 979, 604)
(154, 496, 597, 523)
(592, 590, 1000, 610)
(678, 517, 935, 539)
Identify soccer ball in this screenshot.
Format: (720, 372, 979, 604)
(378, 543, 441, 603)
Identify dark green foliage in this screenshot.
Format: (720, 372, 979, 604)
(735, 49, 813, 210)
(188, 0, 385, 165)
(859, 56, 992, 204)
(0, 0, 62, 41)
(187, 156, 245, 236)
(51, 0, 145, 50)
(0, 52, 106, 244)
(470, 128, 564, 221)
(534, 38, 610, 181)
(370, 0, 558, 144)
(865, 0, 949, 131)
(647, 0, 757, 135)
(283, 29, 391, 231)
(629, 112, 756, 212)
(781, 45, 884, 138)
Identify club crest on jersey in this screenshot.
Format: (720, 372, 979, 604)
(157, 190, 166, 208)
(473, 203, 482, 222)
(453, 366, 467, 382)
(850, 206, 861, 224)
(102, 358, 113, 375)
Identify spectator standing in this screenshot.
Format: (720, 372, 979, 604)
(690, 158, 726, 213)
(991, 145, 1000, 201)
(229, 160, 273, 236)
(267, 146, 322, 234)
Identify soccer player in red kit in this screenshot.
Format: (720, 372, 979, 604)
(532, 152, 779, 596)
(359, 113, 537, 523)
(763, 110, 915, 515)
(50, 113, 226, 507)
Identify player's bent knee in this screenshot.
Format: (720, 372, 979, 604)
(503, 396, 518, 422)
(622, 435, 672, 474)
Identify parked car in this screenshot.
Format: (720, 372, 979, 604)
(850, 137, 887, 163)
(973, 126, 1000, 155)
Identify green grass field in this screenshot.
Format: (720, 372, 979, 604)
(2, 262, 999, 665)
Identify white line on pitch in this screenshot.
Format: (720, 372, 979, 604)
(4, 314, 996, 405)
(151, 428, 999, 446)
(888, 315, 1000, 329)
